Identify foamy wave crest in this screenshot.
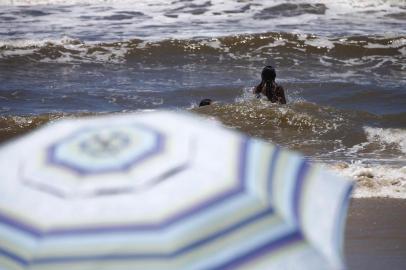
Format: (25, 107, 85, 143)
(329, 162, 406, 198)
(1, 33, 405, 69)
(0, 36, 128, 63)
(193, 100, 350, 135)
(1, 0, 405, 48)
(364, 127, 406, 154)
(0, 0, 138, 3)
(327, 126, 406, 198)
(345, 127, 406, 160)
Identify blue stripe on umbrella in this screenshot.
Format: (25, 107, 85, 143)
(0, 211, 41, 238)
(209, 230, 303, 270)
(292, 161, 310, 223)
(0, 246, 29, 267)
(334, 181, 354, 258)
(46, 124, 165, 176)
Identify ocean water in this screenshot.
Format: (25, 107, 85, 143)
(0, 0, 405, 198)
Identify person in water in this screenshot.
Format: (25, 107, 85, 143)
(198, 66, 286, 106)
(254, 66, 286, 104)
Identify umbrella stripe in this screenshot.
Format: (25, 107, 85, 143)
(0, 222, 39, 261)
(0, 211, 41, 238)
(47, 124, 164, 175)
(23, 215, 293, 270)
(0, 256, 22, 270)
(268, 150, 304, 223)
(0, 207, 279, 267)
(208, 230, 303, 270)
(185, 218, 297, 270)
(244, 139, 274, 205)
(21, 177, 69, 199)
(266, 146, 280, 201)
(38, 210, 276, 263)
(31, 192, 263, 257)
(334, 181, 354, 262)
(169, 207, 275, 260)
(234, 238, 316, 270)
(292, 160, 310, 223)
(0, 246, 28, 267)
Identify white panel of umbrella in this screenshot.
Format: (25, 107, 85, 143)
(0, 111, 353, 270)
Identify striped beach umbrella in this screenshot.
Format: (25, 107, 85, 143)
(0, 111, 353, 270)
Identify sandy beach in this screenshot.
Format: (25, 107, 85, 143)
(345, 198, 406, 270)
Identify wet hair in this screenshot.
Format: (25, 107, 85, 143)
(199, 98, 213, 107)
(261, 66, 276, 82)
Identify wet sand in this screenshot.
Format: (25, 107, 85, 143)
(345, 198, 406, 270)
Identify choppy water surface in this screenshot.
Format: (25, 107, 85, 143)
(0, 0, 405, 198)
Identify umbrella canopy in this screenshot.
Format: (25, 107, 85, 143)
(0, 111, 353, 270)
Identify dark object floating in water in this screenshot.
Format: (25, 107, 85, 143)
(199, 99, 213, 107)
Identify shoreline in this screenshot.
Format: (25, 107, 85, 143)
(345, 198, 406, 270)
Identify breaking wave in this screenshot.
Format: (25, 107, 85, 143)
(1, 33, 405, 69)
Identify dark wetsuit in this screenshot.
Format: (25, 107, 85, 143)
(254, 81, 286, 104)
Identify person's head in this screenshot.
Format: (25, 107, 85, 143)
(261, 66, 276, 82)
(199, 98, 213, 107)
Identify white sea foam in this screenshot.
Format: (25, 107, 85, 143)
(0, 36, 129, 63)
(0, 0, 404, 42)
(329, 162, 406, 199)
(1, 0, 404, 67)
(304, 38, 335, 50)
(326, 126, 406, 198)
(364, 127, 406, 154)
(0, 36, 78, 48)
